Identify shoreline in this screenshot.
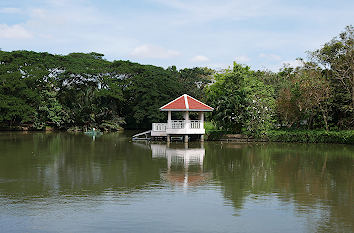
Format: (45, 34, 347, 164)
(1, 129, 353, 145)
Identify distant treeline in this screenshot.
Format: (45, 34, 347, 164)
(0, 25, 353, 135)
(0, 51, 213, 130)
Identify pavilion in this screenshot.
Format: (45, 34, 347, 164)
(150, 94, 213, 142)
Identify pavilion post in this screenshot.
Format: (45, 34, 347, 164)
(184, 111, 189, 129)
(167, 111, 171, 129)
(199, 112, 205, 142)
(198, 112, 204, 129)
(200, 134, 204, 142)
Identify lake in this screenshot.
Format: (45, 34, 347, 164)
(0, 132, 353, 233)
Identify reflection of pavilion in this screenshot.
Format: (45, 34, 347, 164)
(151, 144, 210, 188)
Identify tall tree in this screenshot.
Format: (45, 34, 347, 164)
(112, 61, 181, 129)
(275, 62, 332, 130)
(206, 63, 275, 135)
(310, 25, 354, 126)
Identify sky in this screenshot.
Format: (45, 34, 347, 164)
(0, 0, 353, 71)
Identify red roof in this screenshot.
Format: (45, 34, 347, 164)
(160, 94, 213, 111)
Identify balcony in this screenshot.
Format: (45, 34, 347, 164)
(151, 120, 205, 136)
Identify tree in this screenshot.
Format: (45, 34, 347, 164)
(276, 87, 301, 127)
(275, 62, 332, 130)
(56, 52, 117, 128)
(112, 61, 181, 129)
(173, 67, 214, 100)
(206, 64, 247, 132)
(35, 89, 68, 129)
(243, 72, 276, 136)
(206, 63, 276, 135)
(0, 50, 55, 128)
(310, 25, 354, 127)
(294, 63, 332, 130)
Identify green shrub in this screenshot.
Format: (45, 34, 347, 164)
(99, 120, 124, 131)
(205, 130, 227, 141)
(204, 121, 228, 140)
(204, 121, 218, 133)
(266, 130, 354, 144)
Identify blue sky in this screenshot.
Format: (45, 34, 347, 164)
(0, 0, 353, 71)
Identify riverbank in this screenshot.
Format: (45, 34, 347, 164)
(266, 130, 354, 144)
(2, 127, 354, 144)
(0, 125, 123, 132)
(206, 130, 354, 144)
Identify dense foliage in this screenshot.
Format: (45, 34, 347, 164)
(0, 51, 212, 130)
(0, 25, 353, 136)
(206, 25, 353, 136)
(206, 63, 275, 136)
(266, 130, 354, 144)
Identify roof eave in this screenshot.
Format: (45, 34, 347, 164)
(160, 108, 213, 112)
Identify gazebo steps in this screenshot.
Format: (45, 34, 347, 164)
(132, 130, 151, 140)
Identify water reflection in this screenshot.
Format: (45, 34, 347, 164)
(0, 132, 163, 198)
(204, 142, 354, 232)
(150, 143, 211, 189)
(0, 132, 353, 233)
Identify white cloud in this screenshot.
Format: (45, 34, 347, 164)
(259, 59, 303, 72)
(206, 63, 231, 70)
(259, 53, 281, 61)
(153, 0, 353, 27)
(153, 0, 273, 23)
(131, 44, 181, 59)
(281, 59, 302, 68)
(191, 55, 209, 62)
(3, 3, 134, 57)
(235, 55, 250, 63)
(0, 0, 352, 70)
(0, 24, 32, 39)
(29, 8, 46, 19)
(0, 8, 21, 14)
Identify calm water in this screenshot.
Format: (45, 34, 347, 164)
(0, 132, 353, 233)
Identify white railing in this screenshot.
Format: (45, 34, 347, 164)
(171, 120, 185, 129)
(152, 120, 202, 131)
(152, 123, 167, 131)
(190, 120, 201, 129)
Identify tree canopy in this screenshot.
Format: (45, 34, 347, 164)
(0, 51, 213, 130)
(0, 25, 353, 134)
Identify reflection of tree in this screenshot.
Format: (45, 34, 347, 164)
(273, 145, 354, 232)
(204, 142, 354, 232)
(204, 143, 275, 210)
(1, 134, 353, 232)
(0, 132, 165, 199)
